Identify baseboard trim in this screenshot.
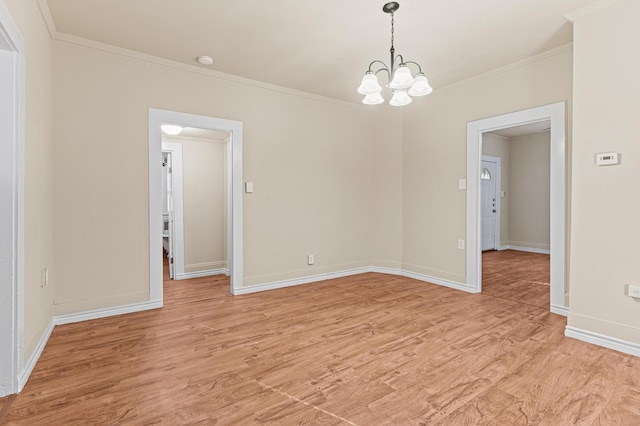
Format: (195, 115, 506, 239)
(54, 300, 163, 326)
(175, 268, 229, 280)
(565, 326, 640, 357)
(401, 270, 476, 293)
(551, 304, 568, 317)
(233, 268, 371, 295)
(505, 245, 551, 255)
(18, 319, 55, 392)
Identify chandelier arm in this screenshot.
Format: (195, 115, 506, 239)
(368, 60, 391, 80)
(402, 60, 423, 74)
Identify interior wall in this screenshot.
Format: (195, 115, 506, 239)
(167, 136, 227, 272)
(569, 0, 640, 345)
(482, 133, 510, 247)
(3, 0, 55, 366)
(508, 132, 550, 250)
(402, 48, 573, 284)
(52, 39, 386, 313)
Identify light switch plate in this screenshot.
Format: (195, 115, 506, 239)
(245, 182, 254, 193)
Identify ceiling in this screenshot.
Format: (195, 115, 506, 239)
(163, 127, 229, 142)
(44, 0, 597, 104)
(490, 121, 551, 138)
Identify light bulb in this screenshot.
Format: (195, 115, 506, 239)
(161, 124, 183, 135)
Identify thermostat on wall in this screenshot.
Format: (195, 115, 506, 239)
(595, 152, 619, 166)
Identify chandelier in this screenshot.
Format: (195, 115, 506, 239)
(357, 2, 432, 106)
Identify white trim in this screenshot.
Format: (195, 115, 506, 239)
(401, 270, 475, 293)
(161, 142, 184, 277)
(149, 109, 243, 299)
(175, 269, 229, 280)
(236, 266, 474, 296)
(18, 320, 54, 391)
(565, 0, 621, 22)
(565, 326, 640, 357)
(54, 300, 163, 326)
(551, 305, 569, 317)
(40, 27, 361, 109)
(0, 3, 25, 397)
(481, 155, 502, 251)
(439, 43, 573, 94)
(503, 245, 550, 255)
(467, 102, 566, 313)
(234, 268, 372, 295)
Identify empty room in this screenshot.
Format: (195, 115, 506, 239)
(1, 0, 639, 424)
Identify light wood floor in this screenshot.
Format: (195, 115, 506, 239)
(2, 255, 640, 424)
(482, 250, 550, 310)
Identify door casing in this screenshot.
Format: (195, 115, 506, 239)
(466, 102, 567, 315)
(149, 109, 244, 299)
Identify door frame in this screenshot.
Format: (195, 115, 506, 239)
(149, 109, 244, 299)
(0, 4, 25, 396)
(480, 155, 501, 251)
(466, 102, 567, 315)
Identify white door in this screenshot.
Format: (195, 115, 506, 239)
(481, 160, 497, 251)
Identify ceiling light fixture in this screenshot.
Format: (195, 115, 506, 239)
(197, 55, 214, 65)
(161, 124, 183, 135)
(358, 2, 432, 106)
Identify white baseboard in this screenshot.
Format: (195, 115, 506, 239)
(18, 319, 55, 392)
(233, 267, 372, 295)
(505, 245, 551, 255)
(237, 265, 473, 297)
(551, 304, 568, 317)
(175, 268, 229, 280)
(400, 270, 476, 293)
(565, 326, 640, 357)
(54, 300, 163, 325)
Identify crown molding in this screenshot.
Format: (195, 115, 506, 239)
(438, 42, 573, 94)
(565, 0, 621, 22)
(36, 0, 57, 37)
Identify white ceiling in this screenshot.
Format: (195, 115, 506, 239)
(163, 127, 229, 142)
(44, 0, 597, 104)
(490, 121, 551, 138)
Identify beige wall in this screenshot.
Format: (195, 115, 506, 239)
(569, 0, 640, 344)
(482, 133, 510, 247)
(166, 137, 227, 272)
(402, 49, 573, 283)
(3, 0, 55, 363)
(52, 39, 386, 312)
(509, 132, 550, 250)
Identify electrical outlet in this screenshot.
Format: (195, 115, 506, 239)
(628, 284, 640, 299)
(308, 254, 314, 265)
(41, 268, 48, 288)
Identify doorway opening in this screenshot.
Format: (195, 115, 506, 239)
(149, 110, 244, 302)
(466, 102, 567, 315)
(481, 122, 552, 310)
(0, 4, 25, 396)
(162, 128, 230, 281)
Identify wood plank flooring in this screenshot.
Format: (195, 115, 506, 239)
(2, 255, 640, 425)
(483, 250, 550, 310)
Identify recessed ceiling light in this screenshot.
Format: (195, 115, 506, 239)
(197, 55, 214, 65)
(161, 124, 183, 135)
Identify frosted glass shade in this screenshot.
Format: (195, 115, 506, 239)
(362, 92, 384, 105)
(408, 73, 433, 97)
(357, 72, 382, 95)
(389, 66, 414, 89)
(389, 90, 412, 106)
